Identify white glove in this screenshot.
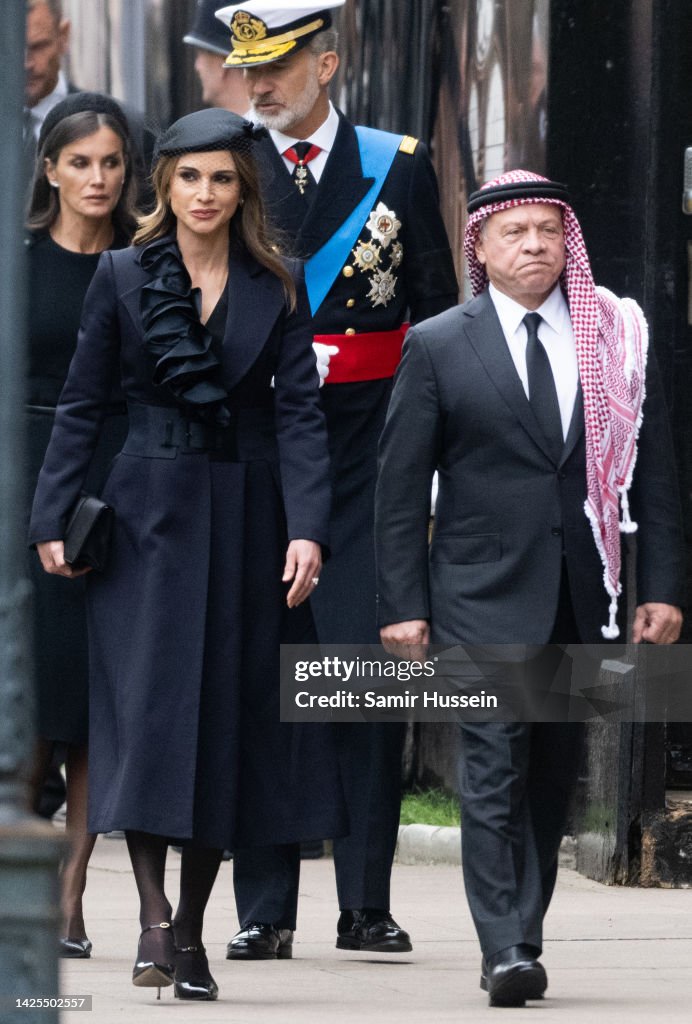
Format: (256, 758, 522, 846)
(430, 471, 439, 516)
(313, 342, 340, 387)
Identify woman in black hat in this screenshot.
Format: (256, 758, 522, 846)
(25, 91, 138, 961)
(29, 108, 344, 1002)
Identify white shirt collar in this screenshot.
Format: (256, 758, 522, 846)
(29, 71, 69, 131)
(269, 101, 339, 157)
(489, 282, 569, 339)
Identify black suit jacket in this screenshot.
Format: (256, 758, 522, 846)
(375, 289, 684, 644)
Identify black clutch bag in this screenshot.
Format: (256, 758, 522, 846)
(63, 493, 114, 572)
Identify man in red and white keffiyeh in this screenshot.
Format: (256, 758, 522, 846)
(465, 169, 671, 639)
(376, 169, 683, 1007)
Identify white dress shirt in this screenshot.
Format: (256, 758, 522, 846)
(488, 283, 579, 440)
(268, 102, 340, 183)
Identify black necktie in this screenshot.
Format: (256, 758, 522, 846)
(284, 141, 319, 196)
(523, 312, 563, 459)
(23, 108, 38, 181)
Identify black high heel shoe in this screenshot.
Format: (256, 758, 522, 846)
(174, 945, 219, 1001)
(59, 937, 92, 959)
(132, 922, 175, 999)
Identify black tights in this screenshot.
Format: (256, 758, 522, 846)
(125, 831, 223, 955)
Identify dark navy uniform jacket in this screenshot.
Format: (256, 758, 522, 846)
(255, 110, 458, 333)
(255, 110, 459, 644)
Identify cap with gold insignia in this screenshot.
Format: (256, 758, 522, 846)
(215, 1, 345, 68)
(184, 0, 233, 56)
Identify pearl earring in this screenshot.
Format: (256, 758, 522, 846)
(49, 180, 59, 188)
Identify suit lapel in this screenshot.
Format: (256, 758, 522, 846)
(464, 291, 586, 465)
(296, 114, 374, 257)
(119, 258, 150, 335)
(560, 383, 585, 466)
(256, 134, 307, 243)
(463, 291, 558, 462)
(221, 250, 285, 391)
(256, 113, 375, 258)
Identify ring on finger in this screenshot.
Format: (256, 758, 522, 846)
(311, 577, 320, 586)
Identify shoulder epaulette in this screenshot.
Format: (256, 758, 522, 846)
(398, 136, 419, 155)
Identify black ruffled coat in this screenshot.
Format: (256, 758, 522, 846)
(29, 238, 346, 849)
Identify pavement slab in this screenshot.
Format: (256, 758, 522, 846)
(47, 834, 692, 1023)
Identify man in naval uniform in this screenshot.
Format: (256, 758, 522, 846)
(214, 0, 458, 959)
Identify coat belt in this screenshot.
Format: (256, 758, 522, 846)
(123, 403, 277, 461)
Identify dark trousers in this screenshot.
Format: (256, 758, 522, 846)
(457, 569, 589, 959)
(333, 721, 406, 910)
(232, 721, 406, 927)
(457, 719, 585, 958)
(233, 843, 300, 930)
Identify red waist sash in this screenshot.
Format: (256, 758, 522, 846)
(315, 324, 410, 384)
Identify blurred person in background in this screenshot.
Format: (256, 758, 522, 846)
(24, 0, 70, 151)
(23, 0, 155, 206)
(183, 0, 250, 114)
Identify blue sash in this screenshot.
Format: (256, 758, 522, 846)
(304, 126, 404, 315)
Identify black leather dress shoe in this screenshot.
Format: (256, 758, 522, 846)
(336, 910, 412, 953)
(484, 945, 547, 1006)
(226, 923, 293, 960)
(59, 937, 92, 959)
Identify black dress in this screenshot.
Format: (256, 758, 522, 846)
(25, 231, 128, 744)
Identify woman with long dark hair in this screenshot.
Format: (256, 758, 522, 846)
(29, 108, 344, 1002)
(25, 91, 138, 960)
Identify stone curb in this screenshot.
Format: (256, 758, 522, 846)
(395, 824, 461, 865)
(395, 824, 577, 869)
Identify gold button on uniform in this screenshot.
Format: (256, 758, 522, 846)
(346, 299, 355, 308)
(345, 328, 356, 336)
(342, 266, 354, 278)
